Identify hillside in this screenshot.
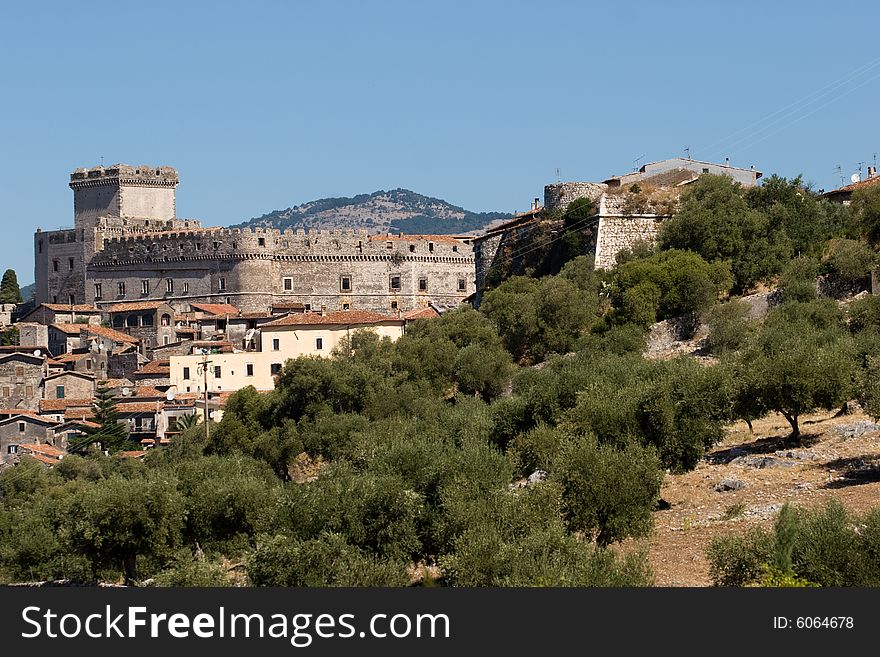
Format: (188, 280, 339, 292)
(231, 188, 512, 235)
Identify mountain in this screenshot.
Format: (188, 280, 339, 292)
(231, 189, 513, 235)
(19, 282, 34, 302)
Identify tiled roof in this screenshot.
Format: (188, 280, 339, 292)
(131, 386, 165, 398)
(262, 310, 401, 328)
(0, 409, 41, 417)
(44, 370, 95, 382)
(23, 452, 61, 465)
(190, 303, 240, 316)
(824, 175, 880, 196)
(139, 360, 171, 375)
(51, 323, 90, 335)
(118, 450, 147, 459)
(64, 408, 95, 420)
(0, 414, 60, 427)
(53, 352, 90, 363)
(116, 401, 162, 414)
(39, 304, 101, 313)
(100, 378, 133, 388)
(84, 324, 140, 344)
(39, 398, 94, 412)
(104, 301, 167, 312)
(21, 443, 65, 457)
(402, 307, 440, 321)
(237, 311, 274, 319)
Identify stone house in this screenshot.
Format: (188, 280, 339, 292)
(0, 352, 46, 411)
(38, 398, 94, 423)
(0, 414, 62, 465)
(18, 303, 102, 326)
(105, 301, 176, 355)
(43, 370, 96, 400)
(131, 359, 171, 388)
(822, 169, 880, 205)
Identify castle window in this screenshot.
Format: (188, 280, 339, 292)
(68, 294, 75, 305)
(196, 243, 202, 251)
(126, 315, 138, 328)
(418, 277, 428, 292)
(340, 276, 351, 292)
(179, 242, 184, 250)
(118, 282, 126, 296)
(52, 295, 58, 304)
(386, 241, 393, 249)
(342, 302, 351, 311)
(272, 338, 280, 351)
(409, 245, 415, 252)
(246, 363, 254, 377)
(113, 316, 124, 328)
(390, 301, 398, 310)
(142, 280, 150, 295)
(225, 297, 231, 305)
(283, 277, 293, 291)
(304, 304, 311, 311)
(218, 277, 226, 291)
(38, 240, 42, 254)
(233, 242, 237, 249)
(52, 260, 59, 272)
(213, 242, 220, 250)
(389, 275, 401, 291)
(183, 282, 189, 293)
(94, 283, 102, 300)
(452, 245, 458, 252)
(142, 314, 154, 327)
(270, 363, 282, 375)
(258, 238, 266, 247)
(428, 242, 434, 253)
(458, 278, 466, 292)
(161, 313, 171, 326)
(166, 278, 174, 293)
(315, 338, 323, 351)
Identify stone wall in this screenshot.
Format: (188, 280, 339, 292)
(594, 215, 663, 270)
(0, 355, 44, 411)
(544, 182, 607, 212)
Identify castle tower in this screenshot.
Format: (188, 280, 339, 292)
(69, 164, 179, 226)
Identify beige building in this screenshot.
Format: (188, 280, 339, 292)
(170, 310, 405, 394)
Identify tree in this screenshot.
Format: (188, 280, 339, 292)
(850, 184, 880, 245)
(659, 174, 792, 291)
(823, 238, 875, 287)
(0, 269, 22, 305)
(69, 382, 130, 453)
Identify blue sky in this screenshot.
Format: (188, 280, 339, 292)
(1, 0, 878, 283)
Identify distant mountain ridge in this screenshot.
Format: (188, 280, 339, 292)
(232, 188, 513, 235)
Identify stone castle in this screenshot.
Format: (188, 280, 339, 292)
(35, 165, 476, 314)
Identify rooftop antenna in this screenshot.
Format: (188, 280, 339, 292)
(684, 146, 691, 160)
(857, 161, 865, 176)
(632, 155, 645, 172)
(834, 165, 844, 186)
(555, 167, 561, 182)
(100, 156, 104, 167)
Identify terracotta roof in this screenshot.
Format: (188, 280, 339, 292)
(38, 303, 101, 313)
(0, 409, 40, 417)
(56, 419, 101, 430)
(190, 303, 240, 316)
(39, 398, 94, 412)
(237, 311, 274, 319)
(402, 307, 440, 321)
(175, 327, 197, 333)
(51, 323, 89, 335)
(132, 386, 165, 398)
(84, 324, 140, 344)
(101, 378, 133, 388)
(824, 175, 880, 196)
(0, 414, 60, 427)
(54, 352, 90, 363)
(262, 310, 401, 328)
(44, 370, 95, 382)
(104, 301, 167, 312)
(118, 450, 147, 459)
(23, 452, 61, 465)
(64, 408, 95, 420)
(138, 360, 170, 375)
(116, 401, 162, 414)
(21, 443, 65, 458)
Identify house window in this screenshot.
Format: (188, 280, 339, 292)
(25, 385, 33, 398)
(52, 260, 59, 272)
(183, 282, 189, 293)
(418, 277, 428, 292)
(702, 168, 710, 173)
(94, 283, 102, 300)
(68, 294, 75, 305)
(18, 421, 25, 433)
(7, 445, 17, 454)
(283, 278, 293, 291)
(272, 338, 280, 351)
(219, 277, 226, 291)
(342, 302, 351, 311)
(183, 367, 190, 380)
(56, 385, 65, 399)
(389, 275, 401, 290)
(214, 366, 221, 379)
(246, 363, 254, 377)
(68, 257, 74, 270)
(270, 363, 282, 375)
(304, 304, 311, 311)
(15, 366, 23, 377)
(2, 386, 8, 397)
(118, 282, 126, 296)
(258, 237, 266, 247)
(391, 301, 398, 310)
(167, 416, 179, 432)
(458, 278, 466, 292)
(127, 315, 138, 327)
(161, 313, 171, 326)
(340, 276, 351, 292)
(315, 337, 323, 351)
(142, 314, 154, 327)
(166, 278, 174, 293)
(139, 280, 148, 295)
(113, 315, 124, 328)
(163, 336, 170, 345)
(86, 360, 92, 370)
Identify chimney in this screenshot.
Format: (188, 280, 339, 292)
(534, 197, 540, 211)
(725, 157, 730, 167)
(320, 304, 327, 317)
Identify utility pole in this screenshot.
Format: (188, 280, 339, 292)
(197, 349, 212, 442)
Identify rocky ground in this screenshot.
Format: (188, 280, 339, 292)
(630, 409, 880, 586)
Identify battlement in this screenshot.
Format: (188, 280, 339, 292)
(70, 164, 179, 188)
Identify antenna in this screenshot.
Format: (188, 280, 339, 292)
(165, 387, 176, 402)
(100, 156, 104, 167)
(834, 165, 844, 186)
(632, 155, 645, 172)
(857, 161, 865, 176)
(684, 146, 691, 160)
(555, 167, 561, 182)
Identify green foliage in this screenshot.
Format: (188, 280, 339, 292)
(0, 326, 18, 346)
(778, 256, 820, 303)
(823, 238, 875, 285)
(0, 269, 23, 304)
(850, 184, 880, 245)
(70, 382, 130, 453)
(552, 434, 661, 546)
(153, 556, 233, 587)
(660, 174, 792, 291)
(705, 299, 753, 355)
